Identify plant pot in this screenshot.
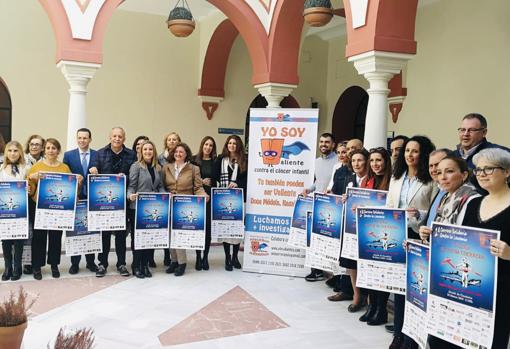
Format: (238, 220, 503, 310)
(0, 322, 27, 349)
(303, 7, 333, 27)
(167, 19, 195, 37)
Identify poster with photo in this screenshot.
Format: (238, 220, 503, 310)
(65, 200, 101, 256)
(341, 187, 387, 260)
(288, 195, 313, 249)
(211, 188, 244, 241)
(35, 172, 77, 230)
(356, 207, 407, 295)
(0, 180, 28, 240)
(135, 193, 170, 249)
(88, 174, 126, 231)
(171, 194, 206, 250)
(427, 223, 499, 349)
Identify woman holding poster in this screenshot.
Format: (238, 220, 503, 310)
(213, 135, 247, 271)
(0, 141, 29, 281)
(430, 148, 510, 349)
(27, 138, 82, 280)
(162, 142, 207, 276)
(386, 136, 438, 349)
(192, 136, 217, 271)
(128, 140, 165, 278)
(358, 148, 392, 326)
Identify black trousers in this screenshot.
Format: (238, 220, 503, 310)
(32, 229, 62, 269)
(2, 240, 24, 269)
(196, 200, 211, 258)
(70, 253, 96, 267)
(98, 231, 127, 269)
(128, 208, 153, 269)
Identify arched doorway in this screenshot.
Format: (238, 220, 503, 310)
(0, 78, 12, 142)
(244, 94, 300, 146)
(331, 86, 368, 143)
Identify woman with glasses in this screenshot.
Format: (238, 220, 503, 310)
(192, 136, 217, 271)
(213, 135, 247, 271)
(358, 147, 393, 326)
(27, 138, 83, 280)
(0, 141, 29, 281)
(428, 148, 510, 349)
(386, 136, 438, 349)
(162, 142, 207, 277)
(24, 134, 45, 168)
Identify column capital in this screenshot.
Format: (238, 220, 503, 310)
(348, 50, 414, 76)
(254, 82, 297, 108)
(57, 60, 101, 93)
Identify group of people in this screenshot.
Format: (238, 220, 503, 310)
(0, 112, 509, 348)
(0, 128, 247, 282)
(304, 113, 510, 349)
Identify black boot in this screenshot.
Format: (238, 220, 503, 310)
(23, 265, 33, 275)
(225, 254, 233, 271)
(166, 262, 178, 274)
(231, 255, 242, 269)
(201, 255, 209, 270)
(195, 253, 202, 271)
(2, 266, 12, 281)
(174, 263, 186, 276)
(143, 266, 152, 278)
(164, 249, 171, 267)
(359, 303, 376, 322)
(367, 306, 388, 326)
(11, 265, 22, 281)
(134, 267, 145, 279)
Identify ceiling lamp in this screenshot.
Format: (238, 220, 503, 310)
(166, 0, 195, 37)
(303, 0, 333, 27)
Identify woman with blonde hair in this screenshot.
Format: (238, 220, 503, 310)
(0, 141, 29, 281)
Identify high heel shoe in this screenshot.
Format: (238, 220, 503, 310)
(367, 307, 388, 326)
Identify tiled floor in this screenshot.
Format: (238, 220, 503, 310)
(1, 247, 392, 348)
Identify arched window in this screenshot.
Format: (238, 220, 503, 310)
(331, 86, 368, 143)
(0, 78, 12, 142)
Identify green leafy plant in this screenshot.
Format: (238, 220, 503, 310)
(168, 7, 193, 21)
(0, 286, 35, 327)
(304, 0, 332, 9)
(50, 328, 95, 349)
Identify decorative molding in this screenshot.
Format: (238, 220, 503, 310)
(388, 96, 405, 123)
(57, 60, 101, 92)
(199, 96, 223, 120)
(348, 51, 414, 76)
(243, 0, 277, 35)
(61, 0, 106, 40)
(254, 82, 297, 108)
(349, 0, 369, 29)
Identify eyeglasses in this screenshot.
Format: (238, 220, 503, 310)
(29, 143, 42, 147)
(457, 128, 485, 134)
(473, 166, 504, 176)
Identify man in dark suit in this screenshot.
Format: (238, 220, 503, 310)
(63, 128, 99, 275)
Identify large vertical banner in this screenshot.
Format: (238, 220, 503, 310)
(427, 223, 499, 349)
(244, 108, 318, 277)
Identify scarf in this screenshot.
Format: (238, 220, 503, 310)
(435, 184, 479, 224)
(220, 157, 238, 188)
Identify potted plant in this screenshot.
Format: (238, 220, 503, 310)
(0, 287, 35, 349)
(166, 6, 195, 37)
(303, 0, 334, 27)
(50, 328, 95, 349)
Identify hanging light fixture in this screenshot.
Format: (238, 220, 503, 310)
(166, 0, 195, 37)
(303, 0, 333, 27)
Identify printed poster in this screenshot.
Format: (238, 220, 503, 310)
(170, 194, 206, 250)
(244, 108, 318, 277)
(35, 172, 78, 230)
(356, 207, 407, 295)
(288, 195, 313, 249)
(0, 180, 28, 240)
(341, 187, 387, 260)
(135, 193, 170, 249)
(211, 188, 244, 241)
(65, 200, 102, 256)
(88, 174, 126, 231)
(427, 223, 499, 349)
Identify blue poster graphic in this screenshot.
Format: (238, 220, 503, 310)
(0, 181, 27, 219)
(171, 195, 206, 230)
(311, 193, 343, 239)
(88, 175, 126, 211)
(429, 223, 499, 312)
(37, 173, 77, 210)
(406, 241, 429, 312)
(66, 200, 94, 237)
(344, 188, 387, 235)
(211, 188, 243, 221)
(357, 207, 407, 264)
(291, 195, 313, 230)
(135, 193, 170, 230)
(306, 211, 312, 247)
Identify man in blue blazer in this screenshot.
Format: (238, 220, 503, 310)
(63, 128, 99, 275)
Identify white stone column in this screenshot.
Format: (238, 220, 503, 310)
(57, 60, 100, 150)
(348, 51, 413, 149)
(254, 82, 297, 108)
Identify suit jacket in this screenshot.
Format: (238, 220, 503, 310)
(127, 162, 166, 209)
(63, 148, 97, 199)
(386, 175, 439, 235)
(162, 162, 206, 196)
